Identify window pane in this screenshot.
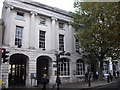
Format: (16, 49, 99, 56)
(17, 12, 24, 20)
(58, 58, 70, 76)
(15, 26, 23, 47)
(76, 60, 85, 75)
(40, 17, 45, 24)
(59, 34, 64, 51)
(39, 31, 45, 48)
(59, 22, 64, 28)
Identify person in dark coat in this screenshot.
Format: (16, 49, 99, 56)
(85, 72, 88, 82)
(113, 71, 117, 81)
(117, 71, 119, 77)
(41, 74, 49, 90)
(109, 73, 113, 81)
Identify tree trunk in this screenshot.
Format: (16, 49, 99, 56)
(99, 59, 104, 80)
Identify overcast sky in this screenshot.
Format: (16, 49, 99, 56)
(0, 0, 75, 18)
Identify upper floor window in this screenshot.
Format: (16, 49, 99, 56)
(59, 34, 64, 51)
(39, 30, 45, 48)
(59, 22, 64, 29)
(58, 58, 70, 76)
(75, 39, 79, 51)
(76, 60, 85, 75)
(40, 17, 46, 25)
(16, 12, 24, 20)
(15, 26, 23, 48)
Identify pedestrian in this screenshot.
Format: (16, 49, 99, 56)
(96, 72, 99, 80)
(117, 71, 119, 77)
(55, 75, 61, 89)
(116, 71, 119, 81)
(88, 72, 92, 87)
(84, 72, 88, 82)
(109, 73, 113, 81)
(113, 71, 117, 81)
(41, 74, 49, 90)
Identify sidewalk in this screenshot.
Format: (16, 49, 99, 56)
(54, 79, 117, 89)
(7, 79, 118, 89)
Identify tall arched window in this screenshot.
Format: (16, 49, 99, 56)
(76, 59, 85, 75)
(58, 58, 70, 76)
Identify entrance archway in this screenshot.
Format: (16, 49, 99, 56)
(9, 54, 28, 87)
(37, 56, 51, 85)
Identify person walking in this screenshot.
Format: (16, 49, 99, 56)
(52, 74, 61, 89)
(85, 72, 88, 82)
(113, 71, 117, 81)
(117, 71, 119, 81)
(117, 71, 119, 77)
(41, 74, 49, 90)
(109, 73, 113, 81)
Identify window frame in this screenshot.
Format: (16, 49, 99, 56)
(16, 12, 24, 20)
(39, 30, 46, 48)
(40, 17, 46, 25)
(15, 26, 23, 47)
(58, 58, 70, 76)
(75, 39, 80, 51)
(59, 34, 64, 51)
(76, 60, 85, 76)
(58, 22, 64, 29)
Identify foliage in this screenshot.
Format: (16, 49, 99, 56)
(72, 2, 120, 60)
(72, 2, 120, 79)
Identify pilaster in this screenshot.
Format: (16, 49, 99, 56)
(68, 23, 74, 53)
(3, 5, 14, 46)
(51, 17, 57, 51)
(29, 11, 37, 49)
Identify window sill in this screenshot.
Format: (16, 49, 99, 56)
(39, 23, 47, 26)
(15, 18, 25, 21)
(59, 76, 70, 78)
(58, 28, 65, 30)
(76, 75, 85, 77)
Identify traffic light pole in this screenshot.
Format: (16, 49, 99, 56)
(56, 54, 60, 90)
(0, 49, 2, 90)
(0, 19, 3, 90)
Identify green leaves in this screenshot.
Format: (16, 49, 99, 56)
(72, 2, 120, 60)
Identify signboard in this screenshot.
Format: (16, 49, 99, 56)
(31, 73, 36, 78)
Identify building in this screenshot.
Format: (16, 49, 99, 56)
(1, 0, 87, 87)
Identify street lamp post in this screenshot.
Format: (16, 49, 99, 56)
(55, 51, 65, 90)
(55, 51, 70, 90)
(55, 52, 61, 90)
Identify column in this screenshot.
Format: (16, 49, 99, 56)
(29, 11, 37, 49)
(51, 17, 57, 51)
(3, 5, 14, 46)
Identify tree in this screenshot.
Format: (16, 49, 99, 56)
(72, 2, 120, 79)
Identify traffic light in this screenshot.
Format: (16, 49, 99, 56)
(1, 48, 9, 63)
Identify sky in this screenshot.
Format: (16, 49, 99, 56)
(0, 0, 75, 18)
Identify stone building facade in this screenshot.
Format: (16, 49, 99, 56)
(1, 0, 87, 87)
